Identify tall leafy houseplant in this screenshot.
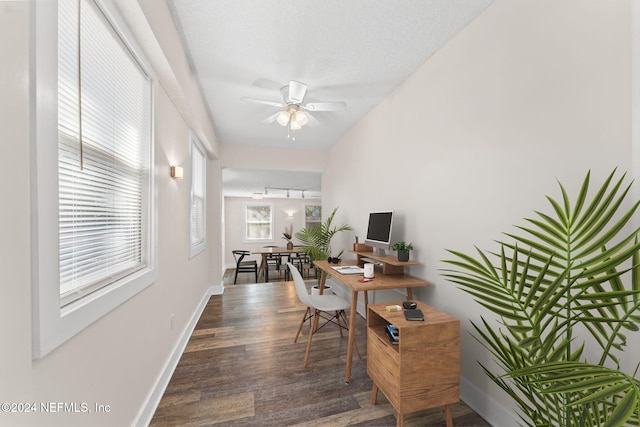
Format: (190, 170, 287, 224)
(442, 170, 640, 427)
(295, 207, 353, 262)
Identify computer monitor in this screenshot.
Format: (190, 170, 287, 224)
(364, 211, 394, 255)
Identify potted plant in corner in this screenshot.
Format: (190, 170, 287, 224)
(441, 169, 640, 427)
(392, 241, 413, 262)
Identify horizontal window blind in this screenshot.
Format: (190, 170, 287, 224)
(58, 0, 152, 306)
(190, 138, 206, 249)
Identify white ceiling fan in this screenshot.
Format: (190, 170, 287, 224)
(242, 80, 346, 134)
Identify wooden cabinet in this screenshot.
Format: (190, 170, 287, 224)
(367, 301, 460, 427)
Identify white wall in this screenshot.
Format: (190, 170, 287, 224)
(324, 1, 634, 425)
(0, 2, 222, 426)
(220, 143, 327, 172)
(0, 1, 33, 422)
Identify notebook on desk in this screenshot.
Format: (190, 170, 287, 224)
(331, 266, 365, 275)
(404, 309, 424, 321)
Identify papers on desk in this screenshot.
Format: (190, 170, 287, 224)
(331, 265, 365, 275)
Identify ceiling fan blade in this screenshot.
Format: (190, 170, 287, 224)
(261, 112, 280, 123)
(304, 112, 319, 127)
(288, 80, 307, 104)
(242, 97, 284, 108)
(302, 101, 347, 112)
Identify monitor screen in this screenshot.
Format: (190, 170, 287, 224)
(364, 211, 394, 250)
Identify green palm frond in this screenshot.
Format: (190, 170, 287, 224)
(442, 169, 640, 426)
(294, 206, 352, 262)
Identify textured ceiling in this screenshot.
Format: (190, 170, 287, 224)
(167, 0, 494, 151)
(166, 0, 494, 197)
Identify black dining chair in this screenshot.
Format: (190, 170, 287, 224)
(289, 252, 312, 279)
(265, 255, 284, 282)
(232, 250, 258, 284)
(262, 246, 284, 282)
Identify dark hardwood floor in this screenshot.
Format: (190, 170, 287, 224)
(149, 269, 491, 426)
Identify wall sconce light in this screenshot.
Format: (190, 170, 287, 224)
(170, 166, 183, 179)
(287, 211, 295, 219)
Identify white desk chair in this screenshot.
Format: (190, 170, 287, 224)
(287, 262, 360, 367)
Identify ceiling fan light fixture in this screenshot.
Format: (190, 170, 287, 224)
(294, 110, 308, 126)
(276, 110, 291, 126)
(290, 119, 302, 130)
(242, 80, 346, 132)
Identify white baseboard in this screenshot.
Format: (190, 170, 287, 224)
(460, 376, 517, 427)
(133, 284, 217, 427)
(210, 282, 224, 295)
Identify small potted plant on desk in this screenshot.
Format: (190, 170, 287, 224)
(392, 241, 413, 262)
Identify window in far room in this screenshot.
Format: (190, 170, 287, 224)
(304, 205, 322, 230)
(245, 203, 273, 242)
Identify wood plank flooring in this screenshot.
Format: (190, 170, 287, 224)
(149, 272, 491, 426)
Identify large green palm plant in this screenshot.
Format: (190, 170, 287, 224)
(442, 170, 640, 427)
(295, 206, 352, 262)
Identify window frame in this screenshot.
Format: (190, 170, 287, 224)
(303, 204, 322, 230)
(31, 0, 157, 359)
(189, 132, 207, 258)
(244, 202, 274, 243)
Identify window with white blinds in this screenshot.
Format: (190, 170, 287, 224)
(189, 134, 207, 258)
(58, 0, 152, 306)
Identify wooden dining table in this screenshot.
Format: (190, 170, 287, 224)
(251, 246, 303, 282)
(313, 259, 430, 383)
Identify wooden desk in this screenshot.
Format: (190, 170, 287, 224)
(353, 249, 420, 275)
(313, 259, 430, 383)
(251, 247, 302, 282)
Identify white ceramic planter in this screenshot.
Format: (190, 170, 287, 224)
(311, 285, 333, 295)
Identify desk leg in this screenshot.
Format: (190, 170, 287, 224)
(318, 270, 327, 294)
(345, 289, 358, 383)
(406, 287, 413, 300)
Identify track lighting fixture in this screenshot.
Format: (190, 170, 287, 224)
(262, 187, 312, 199)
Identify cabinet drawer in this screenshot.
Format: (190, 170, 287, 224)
(367, 328, 400, 405)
